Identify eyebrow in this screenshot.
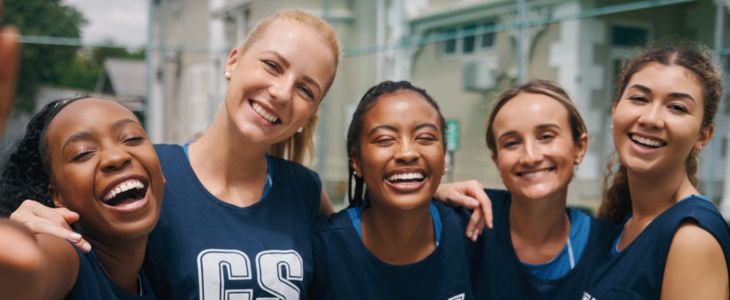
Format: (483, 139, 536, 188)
(629, 84, 696, 102)
(496, 124, 560, 141)
(367, 123, 439, 137)
(265, 51, 323, 97)
(60, 118, 140, 152)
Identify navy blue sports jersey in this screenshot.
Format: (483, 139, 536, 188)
(582, 195, 730, 300)
(472, 189, 619, 300)
(145, 144, 321, 300)
(310, 201, 475, 300)
(67, 247, 155, 300)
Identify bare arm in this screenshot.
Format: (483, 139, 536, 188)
(0, 219, 79, 300)
(661, 222, 729, 300)
(319, 188, 334, 216)
(434, 180, 493, 241)
(0, 1, 19, 135)
(10, 200, 91, 252)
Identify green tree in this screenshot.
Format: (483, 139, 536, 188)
(3, 0, 86, 112)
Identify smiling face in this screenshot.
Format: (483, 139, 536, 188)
(352, 90, 445, 211)
(491, 92, 587, 202)
(45, 98, 164, 242)
(222, 18, 337, 146)
(612, 62, 713, 177)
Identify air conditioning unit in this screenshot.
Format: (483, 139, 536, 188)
(462, 59, 497, 92)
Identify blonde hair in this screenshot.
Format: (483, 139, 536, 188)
(239, 9, 340, 164)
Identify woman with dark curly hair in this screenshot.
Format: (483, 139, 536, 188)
(0, 96, 164, 299)
(583, 41, 730, 299)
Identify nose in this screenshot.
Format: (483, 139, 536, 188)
(99, 145, 132, 173)
(520, 139, 544, 166)
(268, 75, 294, 107)
(636, 102, 664, 130)
(394, 141, 419, 164)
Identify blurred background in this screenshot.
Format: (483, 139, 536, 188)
(3, 0, 730, 214)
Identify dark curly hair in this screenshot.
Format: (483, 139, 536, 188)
(599, 40, 723, 223)
(0, 96, 87, 216)
(345, 80, 445, 208)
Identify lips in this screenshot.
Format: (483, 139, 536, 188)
(101, 177, 149, 209)
(384, 169, 428, 192)
(250, 101, 281, 124)
(516, 167, 556, 179)
(629, 133, 667, 148)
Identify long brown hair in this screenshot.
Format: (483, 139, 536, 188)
(598, 41, 723, 223)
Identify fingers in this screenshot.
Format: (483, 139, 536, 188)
(9, 200, 91, 253)
(465, 210, 484, 242)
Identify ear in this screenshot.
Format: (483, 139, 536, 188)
(695, 124, 715, 152)
(491, 153, 498, 165)
(350, 152, 362, 177)
(574, 133, 588, 165)
(48, 184, 64, 208)
(225, 48, 239, 74)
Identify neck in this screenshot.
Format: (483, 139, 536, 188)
(88, 236, 147, 295)
(626, 167, 697, 221)
(189, 110, 270, 206)
(509, 191, 570, 264)
(360, 202, 435, 265)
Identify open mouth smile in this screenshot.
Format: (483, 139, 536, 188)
(102, 178, 149, 208)
(385, 171, 427, 192)
(516, 167, 556, 179)
(250, 101, 281, 124)
(629, 133, 667, 149)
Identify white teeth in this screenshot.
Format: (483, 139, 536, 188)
(251, 102, 279, 124)
(103, 179, 144, 201)
(630, 134, 664, 148)
(387, 172, 425, 181)
(521, 169, 551, 179)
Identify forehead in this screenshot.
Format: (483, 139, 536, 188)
(46, 99, 138, 142)
(493, 92, 570, 131)
(364, 90, 440, 126)
(627, 63, 703, 98)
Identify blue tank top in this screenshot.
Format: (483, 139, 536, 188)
(582, 195, 730, 300)
(472, 189, 619, 300)
(145, 144, 322, 300)
(310, 201, 476, 299)
(67, 247, 155, 299)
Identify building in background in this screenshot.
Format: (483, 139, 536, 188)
(147, 0, 730, 212)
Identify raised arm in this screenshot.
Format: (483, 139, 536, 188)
(661, 222, 729, 300)
(0, 219, 79, 300)
(9, 200, 91, 252)
(434, 180, 493, 241)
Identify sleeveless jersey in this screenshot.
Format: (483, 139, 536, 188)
(67, 247, 155, 299)
(473, 189, 619, 299)
(582, 195, 730, 300)
(145, 144, 321, 300)
(310, 201, 475, 299)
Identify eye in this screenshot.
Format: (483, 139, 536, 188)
(416, 133, 438, 143)
(501, 140, 520, 150)
(122, 135, 145, 146)
(667, 103, 688, 113)
(297, 84, 315, 101)
(373, 136, 396, 146)
(538, 132, 556, 142)
(628, 95, 649, 103)
(262, 59, 282, 73)
(71, 150, 94, 163)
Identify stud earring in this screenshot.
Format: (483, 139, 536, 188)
(224, 71, 232, 80)
(297, 127, 304, 133)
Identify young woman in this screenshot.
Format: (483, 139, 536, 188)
(7, 10, 490, 299)
(583, 42, 730, 299)
(310, 80, 475, 299)
(0, 97, 164, 299)
(470, 80, 619, 299)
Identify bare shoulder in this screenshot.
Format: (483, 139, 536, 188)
(661, 222, 728, 300)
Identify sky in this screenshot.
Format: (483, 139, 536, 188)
(62, 0, 148, 49)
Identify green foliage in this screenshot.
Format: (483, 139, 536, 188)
(3, 0, 86, 112)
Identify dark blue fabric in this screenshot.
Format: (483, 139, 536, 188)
(68, 247, 155, 300)
(145, 144, 321, 300)
(310, 201, 475, 299)
(472, 189, 619, 300)
(582, 195, 730, 300)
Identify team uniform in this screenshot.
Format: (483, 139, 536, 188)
(145, 144, 321, 300)
(472, 189, 619, 299)
(67, 248, 155, 300)
(582, 195, 730, 300)
(310, 201, 475, 300)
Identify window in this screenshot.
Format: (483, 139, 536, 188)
(440, 21, 496, 56)
(611, 25, 648, 47)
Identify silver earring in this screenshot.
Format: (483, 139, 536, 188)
(224, 71, 231, 80)
(297, 127, 303, 133)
